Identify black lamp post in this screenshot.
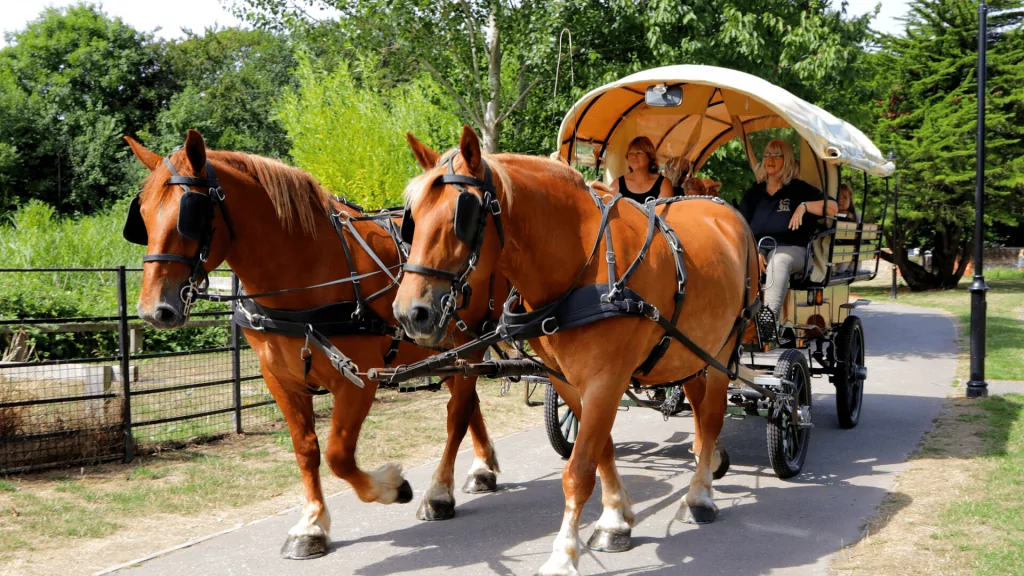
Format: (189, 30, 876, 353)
(966, 1, 990, 399)
(889, 151, 898, 301)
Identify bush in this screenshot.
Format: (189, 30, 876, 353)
(0, 200, 229, 359)
(278, 54, 462, 209)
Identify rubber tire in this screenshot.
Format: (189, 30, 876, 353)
(833, 315, 866, 429)
(767, 349, 812, 479)
(544, 383, 578, 459)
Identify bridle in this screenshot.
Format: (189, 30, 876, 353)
(123, 152, 234, 318)
(401, 150, 505, 332)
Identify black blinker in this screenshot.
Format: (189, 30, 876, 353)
(400, 210, 415, 244)
(177, 191, 215, 241)
(453, 192, 482, 247)
(123, 194, 148, 246)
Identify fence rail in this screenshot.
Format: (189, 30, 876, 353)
(0, 266, 332, 474)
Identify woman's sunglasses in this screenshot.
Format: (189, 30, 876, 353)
(763, 152, 784, 159)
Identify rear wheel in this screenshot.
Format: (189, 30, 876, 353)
(833, 316, 866, 429)
(766, 349, 812, 479)
(544, 384, 578, 459)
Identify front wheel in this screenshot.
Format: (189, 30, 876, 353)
(833, 316, 866, 429)
(544, 384, 578, 459)
(766, 349, 812, 479)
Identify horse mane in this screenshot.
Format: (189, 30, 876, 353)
(403, 149, 586, 212)
(210, 151, 331, 237)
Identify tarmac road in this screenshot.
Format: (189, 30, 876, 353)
(112, 301, 957, 576)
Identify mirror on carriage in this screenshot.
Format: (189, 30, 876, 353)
(645, 83, 683, 107)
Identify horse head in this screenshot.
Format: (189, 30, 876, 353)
(125, 130, 233, 329)
(394, 125, 506, 345)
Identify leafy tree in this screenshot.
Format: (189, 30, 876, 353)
(149, 27, 298, 158)
(870, 0, 1024, 290)
(0, 3, 173, 213)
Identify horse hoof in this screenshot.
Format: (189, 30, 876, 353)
(280, 534, 328, 559)
(677, 504, 718, 525)
(462, 471, 497, 494)
(416, 495, 455, 521)
(586, 528, 632, 552)
(396, 479, 414, 504)
(713, 448, 731, 480)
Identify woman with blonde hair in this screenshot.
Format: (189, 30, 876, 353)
(611, 136, 673, 202)
(738, 139, 837, 323)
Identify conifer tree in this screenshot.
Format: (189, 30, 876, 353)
(873, 0, 1024, 290)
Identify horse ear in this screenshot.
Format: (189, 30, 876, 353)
(124, 136, 161, 172)
(406, 132, 440, 170)
(458, 124, 482, 173)
(184, 129, 207, 174)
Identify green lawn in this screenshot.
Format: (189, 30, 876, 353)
(853, 272, 1024, 381)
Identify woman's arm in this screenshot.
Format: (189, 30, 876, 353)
(658, 176, 674, 199)
(801, 199, 838, 217)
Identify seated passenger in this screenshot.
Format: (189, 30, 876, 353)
(664, 156, 692, 196)
(836, 183, 859, 222)
(738, 139, 837, 323)
(611, 136, 674, 203)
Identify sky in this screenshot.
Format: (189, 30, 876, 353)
(1, 0, 912, 48)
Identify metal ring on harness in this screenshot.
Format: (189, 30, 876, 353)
(601, 193, 615, 205)
(541, 317, 559, 335)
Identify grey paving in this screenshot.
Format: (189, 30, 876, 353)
(114, 301, 957, 576)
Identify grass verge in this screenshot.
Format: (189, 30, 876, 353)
(834, 274, 1024, 576)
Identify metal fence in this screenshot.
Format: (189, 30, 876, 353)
(0, 267, 331, 474)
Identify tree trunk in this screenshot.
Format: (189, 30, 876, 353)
(483, 12, 501, 153)
(881, 225, 972, 291)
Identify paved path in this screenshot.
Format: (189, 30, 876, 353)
(113, 302, 957, 576)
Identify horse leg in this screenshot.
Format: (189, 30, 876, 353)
(585, 435, 635, 553)
(678, 368, 729, 524)
(538, 384, 621, 576)
(264, 374, 330, 559)
(417, 375, 491, 520)
(462, 377, 500, 494)
(323, 382, 413, 506)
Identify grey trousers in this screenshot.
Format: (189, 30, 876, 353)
(764, 245, 807, 322)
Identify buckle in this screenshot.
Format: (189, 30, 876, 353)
(212, 187, 225, 202)
(456, 318, 469, 332)
(249, 314, 265, 331)
(541, 317, 559, 336)
(487, 196, 502, 215)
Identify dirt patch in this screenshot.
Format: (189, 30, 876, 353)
(0, 383, 542, 576)
(830, 398, 990, 576)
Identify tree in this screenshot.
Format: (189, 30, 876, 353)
(871, 0, 1024, 290)
(0, 3, 174, 213)
(231, 0, 565, 153)
(149, 27, 298, 158)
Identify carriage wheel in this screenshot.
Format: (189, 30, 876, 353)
(833, 316, 866, 429)
(544, 383, 578, 459)
(766, 349, 812, 479)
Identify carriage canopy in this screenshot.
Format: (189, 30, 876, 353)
(555, 65, 895, 179)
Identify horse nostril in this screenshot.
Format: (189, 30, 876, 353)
(410, 305, 431, 326)
(154, 305, 179, 325)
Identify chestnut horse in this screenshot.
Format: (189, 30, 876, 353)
(127, 130, 505, 559)
(395, 126, 758, 576)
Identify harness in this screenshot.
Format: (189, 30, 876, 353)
(123, 150, 497, 394)
(375, 187, 772, 399)
(400, 150, 505, 333)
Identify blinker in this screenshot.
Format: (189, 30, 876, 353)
(123, 194, 148, 245)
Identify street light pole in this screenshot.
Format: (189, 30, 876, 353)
(967, 1, 990, 399)
(889, 152, 898, 300)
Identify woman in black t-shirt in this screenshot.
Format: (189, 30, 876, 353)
(610, 136, 673, 203)
(738, 139, 836, 323)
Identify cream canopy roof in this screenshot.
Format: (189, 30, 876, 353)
(555, 65, 895, 178)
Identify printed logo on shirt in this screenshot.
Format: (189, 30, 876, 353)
(777, 198, 791, 212)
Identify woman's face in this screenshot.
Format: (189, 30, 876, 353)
(626, 148, 648, 173)
(839, 188, 852, 210)
(763, 148, 784, 178)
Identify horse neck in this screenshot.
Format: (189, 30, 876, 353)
(497, 159, 596, 307)
(213, 162, 397, 311)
